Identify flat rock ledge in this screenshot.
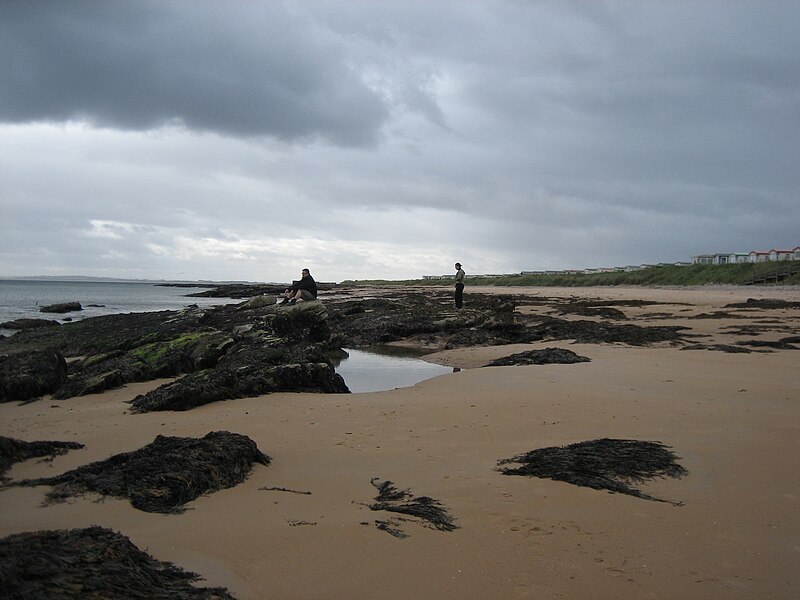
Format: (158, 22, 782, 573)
(325, 291, 690, 350)
(0, 318, 60, 330)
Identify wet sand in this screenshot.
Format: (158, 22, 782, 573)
(1, 285, 799, 599)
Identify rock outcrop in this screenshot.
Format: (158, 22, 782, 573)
(0, 286, 695, 406)
(0, 350, 68, 402)
(325, 291, 689, 350)
(0, 299, 347, 406)
(39, 302, 82, 314)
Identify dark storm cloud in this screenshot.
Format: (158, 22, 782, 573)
(0, 0, 388, 145)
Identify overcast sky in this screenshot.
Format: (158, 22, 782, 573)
(1, 1, 798, 283)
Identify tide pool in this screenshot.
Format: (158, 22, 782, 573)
(332, 347, 455, 393)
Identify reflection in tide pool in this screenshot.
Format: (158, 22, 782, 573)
(332, 347, 455, 393)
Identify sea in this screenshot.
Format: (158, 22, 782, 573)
(0, 279, 241, 337)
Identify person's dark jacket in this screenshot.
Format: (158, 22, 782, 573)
(292, 275, 318, 298)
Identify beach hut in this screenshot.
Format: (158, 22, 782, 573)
(712, 253, 731, 264)
(692, 254, 714, 265)
(748, 251, 770, 263)
(713, 253, 750, 264)
(769, 249, 795, 261)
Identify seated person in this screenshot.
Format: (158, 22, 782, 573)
(281, 268, 318, 304)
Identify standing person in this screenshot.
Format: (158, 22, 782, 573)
(454, 262, 465, 308)
(281, 268, 318, 304)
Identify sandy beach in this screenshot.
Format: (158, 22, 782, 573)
(2, 285, 799, 599)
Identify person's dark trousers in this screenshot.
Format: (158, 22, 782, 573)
(454, 283, 464, 308)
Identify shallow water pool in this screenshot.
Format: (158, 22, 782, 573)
(331, 347, 455, 393)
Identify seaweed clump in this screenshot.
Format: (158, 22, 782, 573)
(680, 343, 761, 354)
(524, 317, 690, 346)
(724, 298, 800, 309)
(13, 431, 270, 513)
(498, 438, 687, 505)
(0, 436, 84, 482)
(737, 336, 800, 350)
(486, 347, 591, 367)
(368, 478, 458, 537)
(0, 526, 235, 599)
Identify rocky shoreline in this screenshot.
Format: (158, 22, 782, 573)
(7, 283, 797, 407)
(0, 285, 707, 406)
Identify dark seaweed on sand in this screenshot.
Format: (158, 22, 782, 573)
(13, 431, 270, 513)
(498, 438, 687, 505)
(0, 526, 235, 599)
(724, 298, 800, 309)
(368, 478, 458, 536)
(486, 347, 591, 367)
(0, 436, 84, 482)
(374, 520, 409, 539)
(738, 335, 800, 350)
(680, 343, 761, 354)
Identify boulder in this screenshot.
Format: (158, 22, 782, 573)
(0, 350, 68, 402)
(39, 302, 82, 313)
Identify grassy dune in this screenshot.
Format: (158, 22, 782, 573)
(342, 262, 800, 287)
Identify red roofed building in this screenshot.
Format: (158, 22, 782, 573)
(769, 249, 796, 261)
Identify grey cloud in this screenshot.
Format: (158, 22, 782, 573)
(0, 1, 389, 145)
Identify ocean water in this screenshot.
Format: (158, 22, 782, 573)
(0, 279, 240, 337)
